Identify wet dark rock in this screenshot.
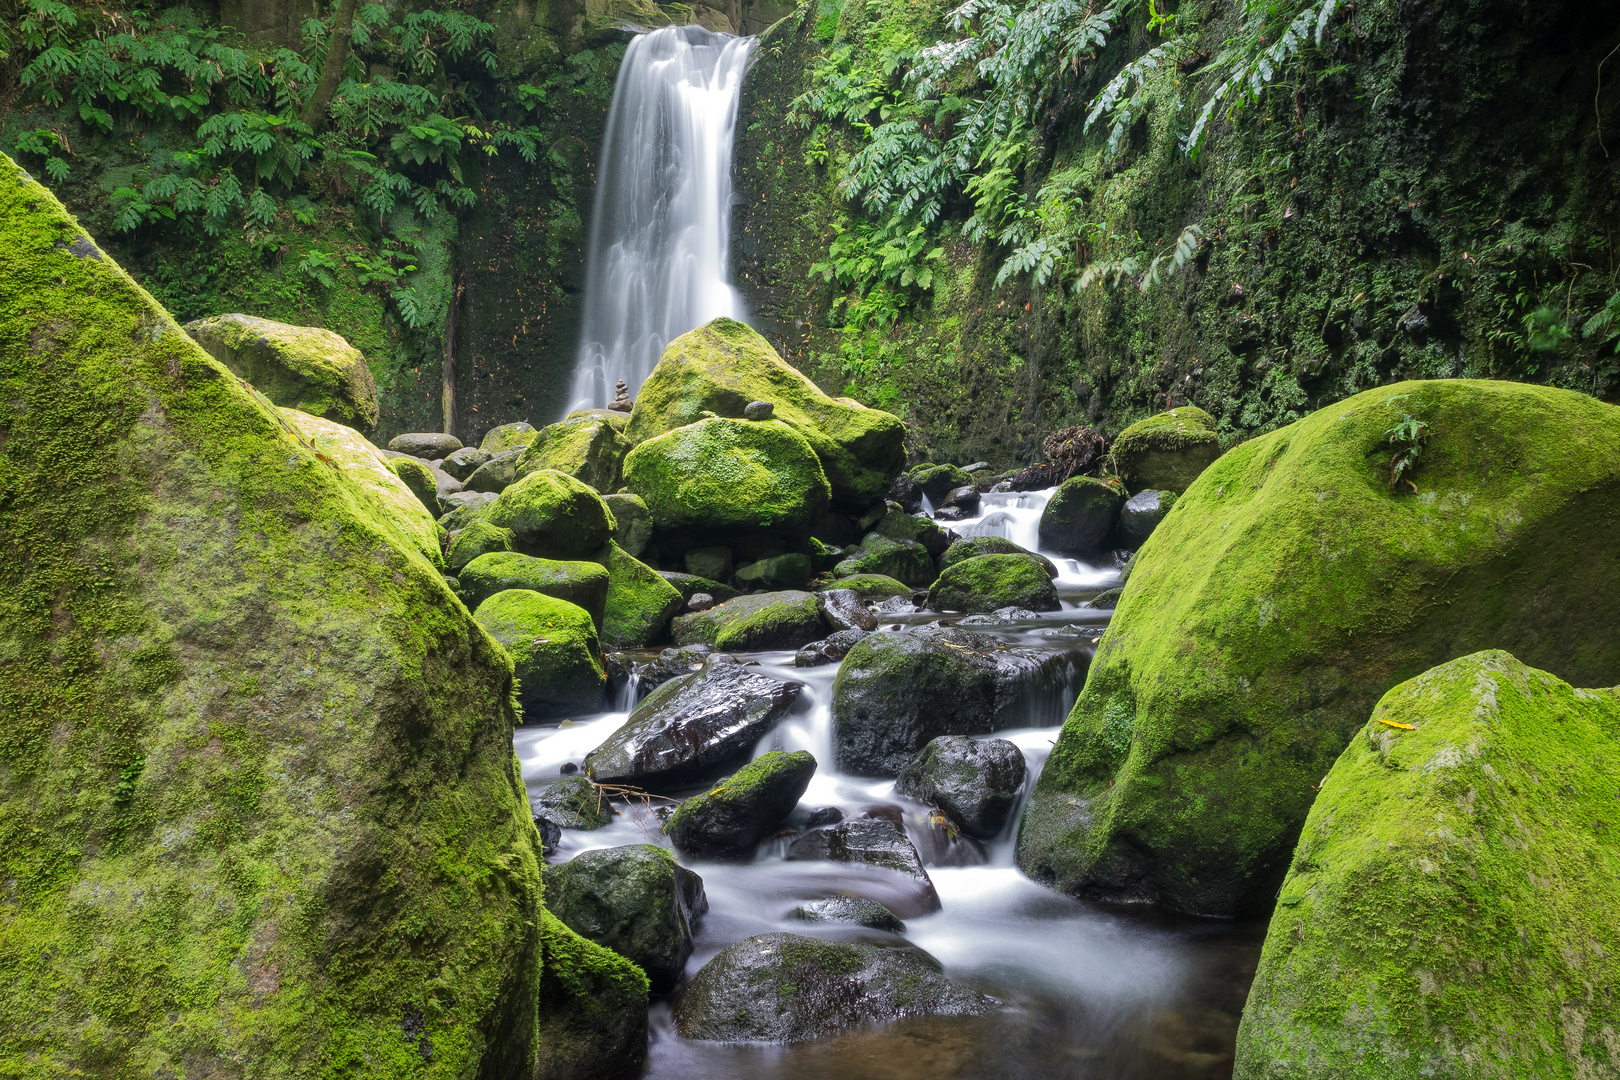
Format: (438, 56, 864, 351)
(805, 806, 844, 828)
(959, 607, 1043, 625)
(817, 588, 878, 632)
(1090, 587, 1124, 609)
(685, 592, 716, 612)
(794, 628, 869, 668)
(585, 655, 804, 792)
(1117, 489, 1178, 545)
(559, 761, 579, 775)
(810, 510, 856, 548)
(743, 399, 775, 420)
(630, 644, 712, 698)
(542, 845, 708, 994)
(664, 750, 817, 860)
(534, 814, 562, 855)
(791, 896, 905, 932)
(1038, 476, 1123, 557)
(784, 818, 940, 916)
(670, 590, 827, 652)
(532, 775, 618, 829)
(911, 811, 990, 868)
(888, 472, 923, 513)
(874, 595, 918, 615)
(940, 485, 980, 513)
(733, 551, 813, 590)
(931, 505, 973, 522)
(896, 737, 1027, 840)
(673, 933, 991, 1042)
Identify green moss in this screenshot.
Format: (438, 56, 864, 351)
(1019, 378, 1620, 916)
(485, 468, 617, 560)
(624, 317, 905, 510)
(671, 591, 825, 652)
(872, 505, 949, 556)
(1235, 651, 1620, 1079)
(1036, 475, 1124, 556)
(446, 518, 516, 575)
(387, 454, 442, 515)
(621, 416, 831, 547)
(0, 155, 546, 1076)
(1111, 407, 1222, 494)
(816, 573, 913, 599)
(459, 552, 611, 630)
(925, 554, 1060, 613)
(937, 536, 1055, 578)
(516, 413, 630, 493)
(734, 552, 814, 590)
(185, 313, 379, 435)
(480, 421, 539, 455)
(596, 542, 684, 649)
(534, 908, 650, 1080)
(907, 462, 970, 498)
(473, 589, 606, 720)
(602, 492, 653, 557)
(663, 749, 818, 858)
(833, 533, 935, 586)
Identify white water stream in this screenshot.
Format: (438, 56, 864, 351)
(566, 25, 754, 414)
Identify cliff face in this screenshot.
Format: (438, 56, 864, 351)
(731, 0, 1620, 465)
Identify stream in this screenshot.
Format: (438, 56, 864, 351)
(514, 489, 1266, 1078)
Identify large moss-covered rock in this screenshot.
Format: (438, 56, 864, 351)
(670, 590, 826, 652)
(184, 312, 379, 434)
(460, 552, 610, 630)
(602, 492, 653, 557)
(473, 590, 606, 720)
(1020, 380, 1620, 917)
(664, 750, 817, 860)
(536, 909, 650, 1080)
(625, 318, 905, 510)
(872, 504, 950, 556)
(817, 573, 913, 600)
(517, 412, 631, 493)
(486, 468, 617, 560)
(925, 554, 1060, 614)
(1235, 651, 1620, 1080)
(446, 517, 515, 574)
(1037, 474, 1123, 556)
(277, 407, 444, 570)
(622, 416, 830, 552)
(387, 453, 443, 515)
(833, 533, 935, 586)
(480, 420, 539, 455)
(1112, 406, 1221, 494)
(0, 157, 553, 1074)
(597, 542, 684, 648)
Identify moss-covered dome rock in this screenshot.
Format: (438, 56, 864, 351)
(276, 407, 444, 571)
(0, 154, 634, 1074)
(1111, 406, 1221, 494)
(459, 551, 611, 630)
(621, 415, 831, 549)
(833, 533, 935, 585)
(473, 589, 606, 720)
(625, 317, 905, 511)
(1037, 475, 1124, 557)
(925, 554, 1061, 614)
(1019, 379, 1620, 918)
(445, 516, 516, 575)
(385, 453, 442, 516)
(516, 411, 632, 493)
(485, 467, 617, 560)
(184, 312, 379, 434)
(1235, 651, 1620, 1080)
(596, 541, 684, 648)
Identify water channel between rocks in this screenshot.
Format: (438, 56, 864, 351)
(513, 489, 1267, 1078)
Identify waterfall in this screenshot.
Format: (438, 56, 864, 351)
(565, 25, 755, 415)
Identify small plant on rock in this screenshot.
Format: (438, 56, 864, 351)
(1384, 412, 1430, 493)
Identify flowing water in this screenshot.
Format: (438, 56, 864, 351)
(514, 487, 1266, 1078)
(566, 25, 755, 414)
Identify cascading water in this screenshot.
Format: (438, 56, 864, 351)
(565, 25, 754, 414)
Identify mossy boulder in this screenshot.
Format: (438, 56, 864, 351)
(872, 504, 950, 556)
(1235, 651, 1620, 1080)
(602, 492, 653, 557)
(733, 551, 813, 590)
(536, 909, 650, 1080)
(833, 533, 935, 586)
(925, 554, 1061, 614)
(485, 468, 617, 560)
(480, 420, 539, 455)
(386, 453, 443, 515)
(1020, 379, 1620, 917)
(1112, 406, 1221, 494)
(473, 590, 606, 720)
(277, 407, 444, 571)
(465, 448, 524, 493)
(625, 317, 905, 511)
(664, 749, 818, 860)
(659, 572, 740, 604)
(460, 551, 610, 630)
(1037, 474, 1124, 557)
(516, 412, 631, 493)
(817, 573, 913, 600)
(596, 542, 684, 648)
(446, 517, 515, 574)
(622, 416, 830, 552)
(441, 444, 492, 481)
(184, 312, 378, 434)
(0, 157, 554, 1074)
(670, 590, 826, 652)
(908, 462, 971, 503)
(938, 535, 1057, 578)
(531, 775, 618, 830)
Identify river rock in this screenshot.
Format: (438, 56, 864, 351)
(791, 896, 905, 932)
(664, 749, 817, 860)
(537, 908, 651, 1080)
(743, 399, 774, 420)
(909, 462, 971, 503)
(889, 472, 924, 512)
(671, 590, 826, 651)
(439, 488, 497, 528)
(872, 504, 951, 556)
(185, 312, 379, 433)
(940, 484, 980, 514)
(896, 736, 1027, 840)
(684, 546, 732, 581)
(622, 416, 830, 553)
(659, 571, 740, 605)
(517, 412, 630, 493)
(818, 573, 913, 600)
(794, 628, 869, 668)
(1020, 379, 1620, 917)
(817, 588, 878, 632)
(465, 447, 524, 493)
(625, 317, 905, 510)
(1116, 488, 1178, 545)
(938, 536, 1057, 578)
(389, 430, 463, 459)
(597, 541, 684, 648)
(473, 590, 606, 720)
(1235, 650, 1620, 1079)
(1089, 586, 1123, 609)
(833, 533, 935, 586)
(532, 775, 618, 829)
(445, 517, 514, 574)
(387, 454, 445, 515)
(460, 552, 611, 629)
(1037, 475, 1123, 557)
(485, 469, 617, 560)
(603, 492, 653, 556)
(1, 168, 590, 1070)
(784, 818, 941, 916)
(585, 655, 804, 790)
(630, 644, 713, 697)
(733, 552, 813, 590)
(925, 554, 1060, 614)
(441, 444, 492, 481)
(480, 420, 540, 455)
(1112, 406, 1221, 494)
(674, 932, 990, 1042)
(533, 813, 563, 854)
(543, 845, 708, 994)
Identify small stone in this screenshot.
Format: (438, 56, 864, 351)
(743, 400, 774, 420)
(817, 588, 878, 632)
(685, 592, 716, 612)
(534, 814, 562, 854)
(805, 806, 844, 828)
